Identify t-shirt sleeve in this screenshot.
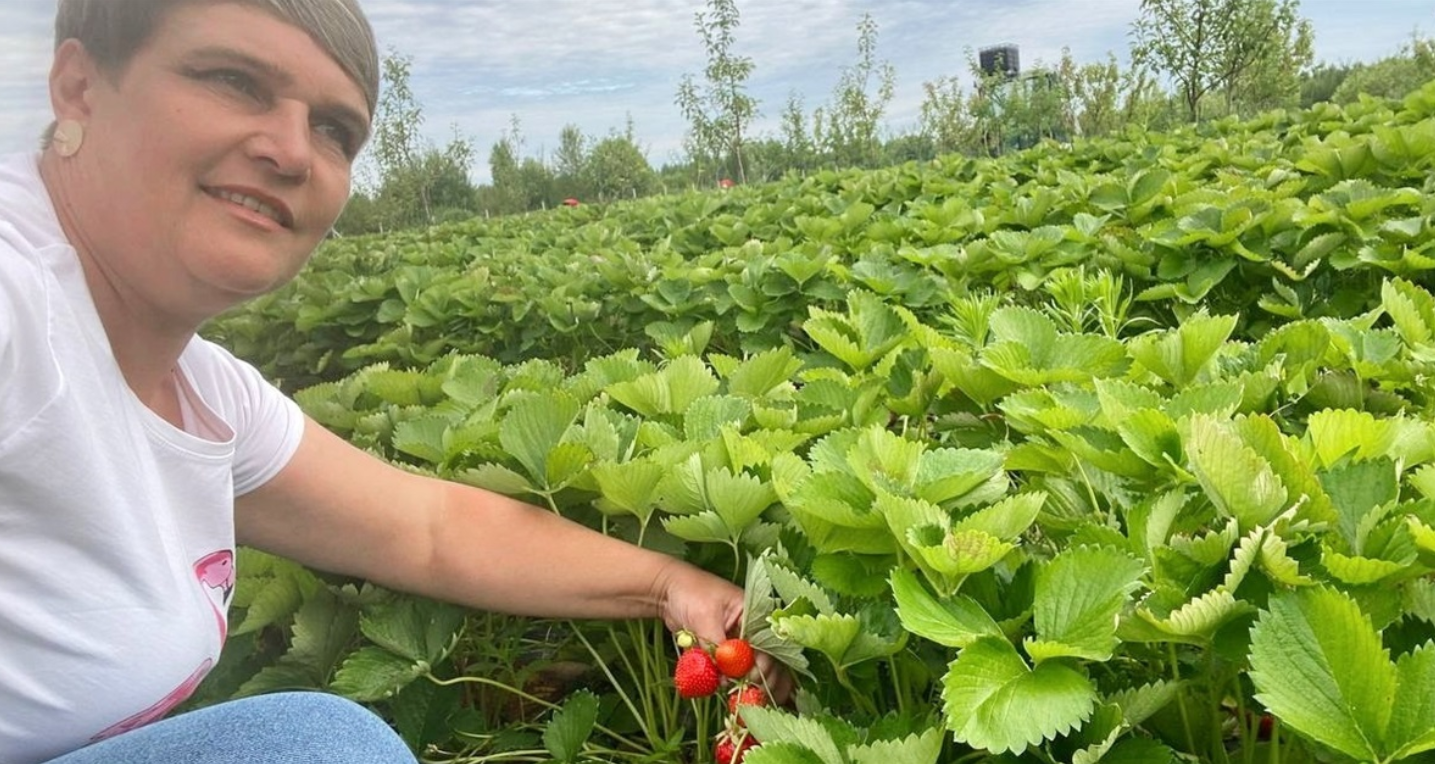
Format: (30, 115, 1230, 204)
(0, 229, 64, 450)
(180, 339, 306, 496)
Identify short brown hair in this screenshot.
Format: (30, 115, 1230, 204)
(53, 0, 379, 116)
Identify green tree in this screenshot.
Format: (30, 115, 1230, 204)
(1130, 0, 1313, 121)
(484, 116, 559, 213)
(1300, 62, 1356, 106)
(965, 51, 1068, 155)
(1057, 50, 1123, 139)
(674, 0, 758, 184)
(486, 130, 522, 215)
(1331, 35, 1435, 103)
(818, 13, 896, 168)
(778, 92, 815, 174)
(553, 123, 591, 200)
(359, 51, 477, 231)
(585, 132, 655, 202)
(918, 74, 976, 155)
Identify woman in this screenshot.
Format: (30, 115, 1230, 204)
(0, 1, 782, 762)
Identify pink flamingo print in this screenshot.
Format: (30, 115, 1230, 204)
(90, 550, 236, 740)
(194, 549, 235, 642)
(91, 659, 213, 740)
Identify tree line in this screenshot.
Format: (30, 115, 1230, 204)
(334, 0, 1435, 236)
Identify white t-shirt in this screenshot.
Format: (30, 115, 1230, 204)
(0, 153, 306, 764)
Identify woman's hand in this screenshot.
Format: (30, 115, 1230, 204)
(653, 560, 794, 705)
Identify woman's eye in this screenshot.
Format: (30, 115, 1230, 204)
(313, 120, 358, 157)
(198, 68, 262, 99)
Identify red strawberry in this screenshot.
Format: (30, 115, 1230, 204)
(727, 684, 767, 717)
(714, 730, 758, 764)
(673, 647, 720, 699)
(713, 638, 755, 679)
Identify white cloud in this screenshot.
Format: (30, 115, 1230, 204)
(1, 0, 1427, 173)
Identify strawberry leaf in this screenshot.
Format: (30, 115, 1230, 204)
(542, 690, 600, 764)
(590, 458, 665, 523)
(1126, 312, 1237, 386)
(457, 463, 535, 497)
(1249, 587, 1393, 762)
(684, 394, 752, 441)
(499, 391, 581, 484)
(726, 346, 804, 399)
(330, 646, 427, 702)
(607, 356, 719, 417)
(941, 637, 1097, 754)
(358, 596, 464, 664)
(891, 567, 1003, 648)
(847, 727, 944, 764)
(1025, 546, 1145, 662)
(740, 706, 845, 764)
(1387, 642, 1435, 760)
(1307, 409, 1395, 468)
(1185, 415, 1288, 531)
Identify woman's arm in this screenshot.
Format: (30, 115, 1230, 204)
(235, 416, 744, 644)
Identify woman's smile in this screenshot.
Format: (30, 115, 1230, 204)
(204, 185, 295, 230)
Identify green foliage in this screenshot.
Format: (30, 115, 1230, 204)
(815, 14, 897, 170)
(342, 52, 477, 234)
(1131, 0, 1314, 121)
(207, 84, 1435, 763)
(675, 0, 758, 184)
(1330, 36, 1435, 105)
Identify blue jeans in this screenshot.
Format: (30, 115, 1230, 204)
(45, 692, 417, 763)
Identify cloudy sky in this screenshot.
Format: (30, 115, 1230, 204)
(2, 1, 1430, 183)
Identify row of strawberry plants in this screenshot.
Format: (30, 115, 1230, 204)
(205, 83, 1435, 392)
(211, 276, 1435, 763)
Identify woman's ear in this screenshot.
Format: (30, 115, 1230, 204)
(49, 38, 101, 122)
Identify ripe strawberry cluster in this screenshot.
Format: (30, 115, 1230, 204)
(672, 633, 767, 764)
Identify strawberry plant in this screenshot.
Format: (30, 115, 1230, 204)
(201, 83, 1435, 764)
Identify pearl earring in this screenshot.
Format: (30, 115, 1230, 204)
(53, 120, 84, 158)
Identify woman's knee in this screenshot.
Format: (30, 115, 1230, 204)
(220, 692, 417, 759)
(47, 691, 417, 764)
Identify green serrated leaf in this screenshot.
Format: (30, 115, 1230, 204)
(392, 416, 452, 465)
(941, 637, 1097, 754)
(359, 597, 465, 664)
(608, 355, 720, 417)
(1185, 415, 1288, 531)
(499, 392, 581, 483)
(954, 492, 1045, 541)
(847, 727, 945, 764)
(1127, 312, 1237, 386)
(767, 560, 837, 615)
(1107, 680, 1181, 728)
(1307, 409, 1396, 468)
(330, 646, 426, 702)
(543, 690, 600, 763)
(1132, 588, 1254, 643)
(914, 448, 1006, 506)
(1249, 587, 1393, 762)
(1322, 546, 1411, 585)
(685, 394, 753, 441)
(662, 511, 733, 545)
(741, 706, 845, 764)
(1387, 642, 1435, 759)
(707, 468, 777, 529)
(1027, 546, 1145, 662)
(591, 459, 665, 523)
(728, 346, 804, 399)
(891, 567, 1004, 648)
(456, 463, 535, 496)
(772, 611, 902, 670)
(232, 553, 321, 636)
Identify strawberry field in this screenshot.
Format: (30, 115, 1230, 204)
(200, 83, 1435, 763)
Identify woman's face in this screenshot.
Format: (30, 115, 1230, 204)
(53, 2, 371, 320)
